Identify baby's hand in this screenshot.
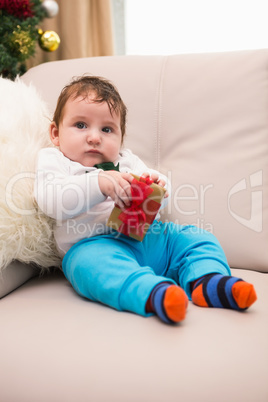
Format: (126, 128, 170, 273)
(141, 172, 169, 198)
(98, 171, 134, 209)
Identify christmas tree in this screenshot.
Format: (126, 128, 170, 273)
(0, 0, 59, 80)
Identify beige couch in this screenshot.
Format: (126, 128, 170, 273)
(1, 50, 268, 402)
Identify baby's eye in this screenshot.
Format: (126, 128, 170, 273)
(75, 122, 87, 129)
(102, 127, 112, 133)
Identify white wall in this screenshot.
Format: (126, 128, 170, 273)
(125, 0, 268, 55)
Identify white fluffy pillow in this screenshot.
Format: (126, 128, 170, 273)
(0, 77, 61, 271)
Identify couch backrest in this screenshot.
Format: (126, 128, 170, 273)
(22, 50, 268, 272)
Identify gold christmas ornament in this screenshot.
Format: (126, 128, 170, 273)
(38, 29, 60, 52)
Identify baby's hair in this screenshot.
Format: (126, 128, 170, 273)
(53, 75, 127, 140)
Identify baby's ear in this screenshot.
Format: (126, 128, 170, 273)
(50, 121, 60, 146)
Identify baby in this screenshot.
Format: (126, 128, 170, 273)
(34, 76, 257, 324)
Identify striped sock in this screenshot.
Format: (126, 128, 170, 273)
(191, 274, 257, 311)
(146, 282, 188, 324)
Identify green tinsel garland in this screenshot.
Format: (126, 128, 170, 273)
(0, 0, 46, 80)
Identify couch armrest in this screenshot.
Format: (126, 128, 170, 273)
(0, 261, 38, 298)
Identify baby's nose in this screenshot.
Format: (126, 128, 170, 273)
(87, 130, 101, 143)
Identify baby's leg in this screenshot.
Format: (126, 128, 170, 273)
(62, 234, 175, 317)
(159, 223, 257, 311)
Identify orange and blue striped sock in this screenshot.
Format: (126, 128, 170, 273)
(146, 283, 188, 324)
(191, 274, 257, 311)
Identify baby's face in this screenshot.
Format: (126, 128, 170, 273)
(50, 95, 122, 167)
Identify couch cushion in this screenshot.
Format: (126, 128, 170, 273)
(1, 269, 267, 402)
(160, 50, 268, 272)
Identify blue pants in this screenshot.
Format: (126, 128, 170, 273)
(62, 221, 231, 317)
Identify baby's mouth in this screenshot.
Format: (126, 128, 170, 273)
(87, 149, 101, 154)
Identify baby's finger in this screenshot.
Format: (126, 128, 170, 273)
(157, 178, 166, 187)
(122, 180, 133, 202)
(141, 172, 150, 179)
(114, 194, 126, 210)
(116, 181, 132, 207)
(150, 173, 159, 183)
(120, 178, 133, 205)
(164, 191, 169, 198)
(121, 172, 134, 184)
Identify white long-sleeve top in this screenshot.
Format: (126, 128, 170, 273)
(34, 147, 170, 256)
